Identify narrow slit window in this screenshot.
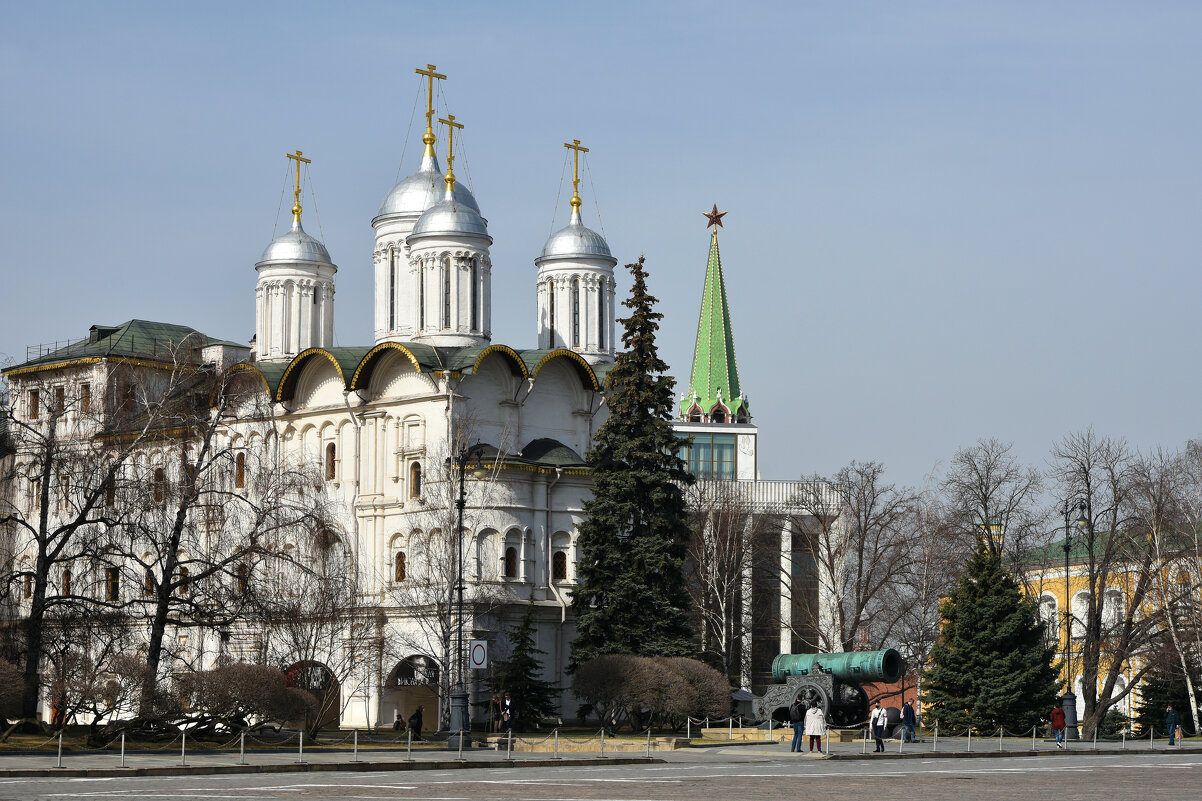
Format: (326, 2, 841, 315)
(572, 279, 580, 348)
(442, 257, 451, 329)
(409, 462, 422, 498)
(553, 551, 567, 583)
(470, 258, 479, 331)
(235, 452, 246, 489)
(79, 383, 91, 413)
(548, 280, 555, 344)
(105, 568, 120, 602)
(503, 547, 518, 579)
(325, 443, 337, 481)
(388, 249, 396, 331)
(394, 552, 407, 582)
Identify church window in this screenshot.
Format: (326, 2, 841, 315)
(28, 389, 39, 420)
(62, 569, 71, 597)
(394, 552, 407, 582)
(79, 383, 91, 413)
(711, 409, 726, 423)
(442, 257, 451, 328)
(503, 547, 518, 579)
(53, 386, 65, 414)
(409, 462, 422, 498)
(23, 572, 32, 600)
(152, 468, 166, 504)
(572, 279, 580, 347)
(470, 258, 479, 331)
(102, 475, 115, 507)
(177, 567, 190, 596)
(235, 452, 246, 489)
(548, 280, 555, 344)
(325, 443, 337, 481)
(105, 568, 120, 603)
(597, 289, 605, 349)
(388, 249, 396, 331)
(419, 261, 426, 330)
(145, 570, 155, 597)
(235, 563, 249, 596)
(552, 551, 567, 583)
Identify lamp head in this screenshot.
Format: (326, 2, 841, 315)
(1075, 502, 1089, 530)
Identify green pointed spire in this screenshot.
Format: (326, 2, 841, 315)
(682, 227, 746, 421)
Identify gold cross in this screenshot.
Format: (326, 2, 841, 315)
(415, 63, 447, 155)
(286, 150, 311, 222)
(563, 139, 589, 212)
(438, 114, 464, 191)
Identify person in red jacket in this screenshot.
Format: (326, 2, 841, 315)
(1050, 705, 1067, 748)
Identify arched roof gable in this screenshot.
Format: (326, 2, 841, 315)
(523, 349, 600, 391)
(277, 348, 351, 403)
(349, 341, 445, 392)
(447, 344, 528, 379)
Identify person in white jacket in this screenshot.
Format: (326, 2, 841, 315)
(869, 701, 888, 753)
(804, 703, 826, 753)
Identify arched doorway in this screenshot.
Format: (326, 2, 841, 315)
(382, 655, 440, 731)
(284, 660, 341, 730)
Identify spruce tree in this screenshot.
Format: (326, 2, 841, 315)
(493, 601, 560, 731)
(922, 542, 1059, 734)
(570, 257, 695, 667)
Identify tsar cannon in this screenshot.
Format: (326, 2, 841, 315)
(753, 649, 904, 727)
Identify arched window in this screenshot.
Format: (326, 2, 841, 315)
(325, 443, 337, 481)
(394, 552, 407, 582)
(389, 245, 399, 329)
(442, 257, 451, 328)
(152, 467, 166, 504)
(105, 568, 120, 602)
(597, 287, 605, 349)
(144, 570, 154, 596)
(548, 279, 555, 343)
(503, 547, 518, 579)
(1039, 595, 1059, 640)
(62, 569, 72, 596)
(711, 409, 726, 423)
(177, 567, 190, 596)
(470, 257, 479, 331)
(419, 260, 426, 330)
(571, 278, 580, 347)
(235, 563, 249, 596)
(235, 452, 246, 489)
(1071, 590, 1090, 639)
(552, 551, 567, 583)
(409, 462, 422, 498)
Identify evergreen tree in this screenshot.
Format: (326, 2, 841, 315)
(922, 542, 1059, 733)
(492, 601, 560, 731)
(570, 257, 695, 666)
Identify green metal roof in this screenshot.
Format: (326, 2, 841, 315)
(681, 229, 745, 419)
(4, 319, 236, 375)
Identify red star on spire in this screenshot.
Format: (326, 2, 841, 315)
(703, 204, 727, 229)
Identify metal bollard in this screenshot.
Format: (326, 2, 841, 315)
(407, 727, 413, 760)
(729, 717, 733, 740)
(862, 727, 868, 755)
(1031, 726, 1036, 752)
(1150, 726, 1154, 749)
(503, 730, 510, 760)
(297, 731, 305, 764)
(967, 727, 972, 753)
(180, 730, 187, 767)
(120, 732, 125, 768)
(899, 728, 904, 753)
(240, 731, 246, 765)
(768, 717, 773, 743)
(1122, 729, 1126, 750)
(56, 732, 63, 769)
(352, 729, 358, 763)
(1093, 729, 1097, 750)
(687, 718, 691, 739)
(600, 728, 606, 757)
(999, 726, 1003, 752)
(460, 729, 466, 761)
(554, 729, 560, 759)
(646, 728, 652, 758)
(933, 721, 938, 752)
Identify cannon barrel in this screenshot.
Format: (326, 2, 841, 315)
(770, 648, 903, 684)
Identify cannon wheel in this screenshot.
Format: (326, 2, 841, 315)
(827, 684, 868, 727)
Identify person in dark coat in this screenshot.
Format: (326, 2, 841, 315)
(1166, 705, 1180, 745)
(789, 695, 807, 752)
(901, 701, 916, 743)
(1050, 705, 1066, 748)
(408, 705, 424, 740)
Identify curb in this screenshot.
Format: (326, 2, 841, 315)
(0, 755, 661, 779)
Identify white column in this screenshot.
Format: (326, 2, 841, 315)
(779, 518, 793, 655)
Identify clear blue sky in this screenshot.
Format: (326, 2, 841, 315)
(3, 1, 1200, 488)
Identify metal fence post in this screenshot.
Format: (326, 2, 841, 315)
(554, 729, 560, 759)
(503, 730, 509, 760)
(933, 721, 938, 752)
(999, 726, 1003, 752)
(407, 727, 412, 760)
(56, 732, 62, 769)
(352, 729, 358, 762)
(600, 728, 606, 757)
(1031, 726, 1036, 752)
(967, 727, 972, 753)
(687, 718, 691, 739)
(180, 730, 187, 767)
(1150, 726, 1154, 749)
(729, 717, 733, 740)
(120, 732, 125, 768)
(767, 717, 773, 743)
(1122, 729, 1126, 750)
(1093, 728, 1097, 750)
(646, 728, 652, 758)
(297, 731, 305, 763)
(863, 726, 868, 755)
(460, 729, 466, 761)
(240, 731, 246, 765)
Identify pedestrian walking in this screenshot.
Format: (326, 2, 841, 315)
(789, 695, 808, 752)
(1166, 705, 1180, 745)
(1050, 705, 1066, 748)
(502, 692, 514, 732)
(490, 695, 503, 733)
(869, 701, 888, 753)
(901, 700, 916, 743)
(408, 705, 424, 740)
(805, 703, 826, 753)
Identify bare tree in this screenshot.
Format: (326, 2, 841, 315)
(943, 438, 1045, 561)
(789, 461, 917, 653)
(1049, 429, 1155, 737)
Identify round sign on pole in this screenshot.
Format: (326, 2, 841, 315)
(469, 640, 488, 670)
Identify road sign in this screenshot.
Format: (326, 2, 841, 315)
(469, 640, 488, 670)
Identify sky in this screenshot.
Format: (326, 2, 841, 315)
(2, 1, 1200, 491)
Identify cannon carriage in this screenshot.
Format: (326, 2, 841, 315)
(753, 649, 903, 728)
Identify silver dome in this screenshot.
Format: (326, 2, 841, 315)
(537, 211, 615, 263)
(410, 191, 491, 241)
(376, 153, 480, 220)
(258, 219, 333, 265)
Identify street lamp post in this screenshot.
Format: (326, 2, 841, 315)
(448, 442, 487, 751)
(1062, 499, 1088, 741)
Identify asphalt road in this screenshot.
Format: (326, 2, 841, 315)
(4, 749, 1201, 801)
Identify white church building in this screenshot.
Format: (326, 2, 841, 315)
(3, 66, 833, 730)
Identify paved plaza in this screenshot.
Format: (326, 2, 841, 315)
(0, 736, 1198, 800)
